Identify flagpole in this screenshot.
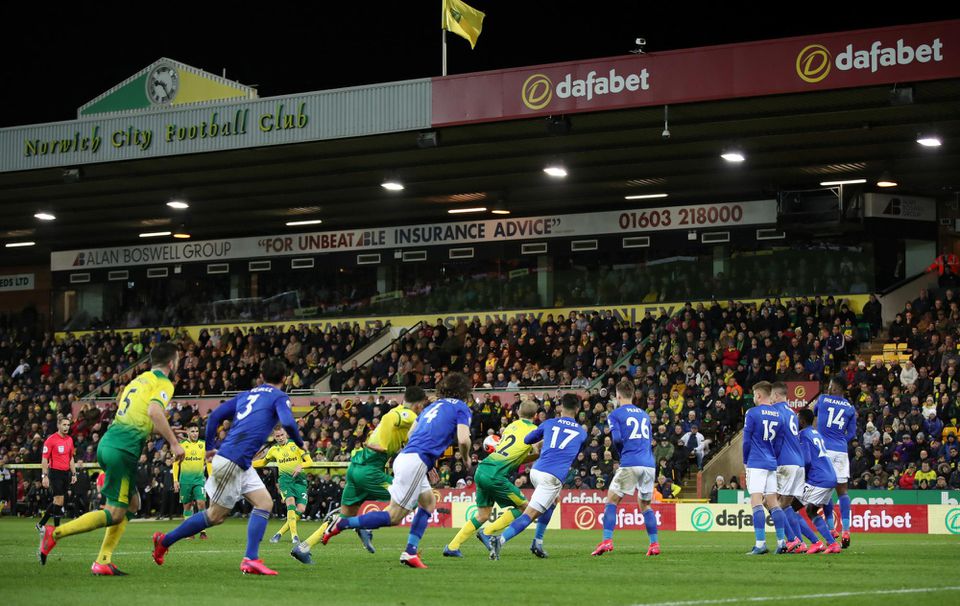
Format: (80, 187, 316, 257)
(442, 28, 448, 76)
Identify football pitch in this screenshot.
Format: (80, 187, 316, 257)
(1, 518, 956, 605)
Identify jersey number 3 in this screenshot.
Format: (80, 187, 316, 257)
(236, 394, 260, 420)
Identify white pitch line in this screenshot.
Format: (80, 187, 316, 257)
(631, 586, 960, 606)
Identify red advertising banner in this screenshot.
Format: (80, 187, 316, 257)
(786, 381, 820, 411)
(432, 20, 960, 126)
(561, 502, 676, 531)
(356, 500, 453, 528)
(799, 505, 928, 534)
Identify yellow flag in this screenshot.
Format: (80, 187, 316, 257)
(442, 0, 485, 49)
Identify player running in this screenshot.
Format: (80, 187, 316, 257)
(321, 373, 473, 569)
(152, 358, 304, 575)
(813, 377, 856, 548)
(292, 386, 428, 563)
(796, 409, 841, 554)
(443, 398, 540, 558)
(771, 382, 806, 554)
(37, 417, 77, 532)
(173, 422, 209, 540)
(742, 381, 788, 556)
(254, 427, 313, 545)
(591, 380, 660, 557)
(488, 393, 587, 561)
(39, 342, 185, 576)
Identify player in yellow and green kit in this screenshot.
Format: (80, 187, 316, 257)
(38, 342, 185, 575)
(443, 399, 540, 558)
(290, 386, 429, 564)
(173, 422, 209, 540)
(253, 427, 313, 544)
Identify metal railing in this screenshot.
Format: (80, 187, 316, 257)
(306, 321, 396, 390)
(80, 351, 151, 401)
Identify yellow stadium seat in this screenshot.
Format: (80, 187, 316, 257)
(870, 355, 884, 365)
(896, 343, 908, 352)
(882, 343, 897, 352)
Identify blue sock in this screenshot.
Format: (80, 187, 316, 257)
(341, 510, 391, 530)
(535, 505, 554, 542)
(813, 515, 837, 545)
(643, 508, 658, 544)
(770, 507, 786, 542)
(501, 513, 532, 544)
(796, 511, 819, 543)
(783, 508, 799, 542)
(602, 503, 617, 541)
(245, 508, 270, 560)
(404, 508, 431, 556)
(838, 494, 851, 532)
(162, 510, 210, 547)
(823, 497, 835, 528)
(752, 505, 766, 543)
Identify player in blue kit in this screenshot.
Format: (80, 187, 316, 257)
(796, 408, 841, 554)
(488, 393, 586, 560)
(152, 358, 304, 575)
(771, 382, 807, 554)
(591, 380, 659, 557)
(321, 372, 473, 569)
(813, 378, 856, 548)
(742, 381, 788, 555)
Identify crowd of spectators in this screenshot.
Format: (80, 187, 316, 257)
(0, 318, 378, 516)
(835, 287, 960, 492)
(10, 280, 960, 522)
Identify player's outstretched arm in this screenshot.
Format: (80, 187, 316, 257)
(457, 424, 472, 471)
(205, 396, 239, 445)
(149, 402, 185, 461)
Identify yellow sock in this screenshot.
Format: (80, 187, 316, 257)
(96, 516, 128, 564)
(276, 521, 290, 536)
(54, 509, 110, 540)
(304, 521, 329, 548)
(287, 509, 299, 538)
(483, 509, 518, 535)
(448, 515, 480, 550)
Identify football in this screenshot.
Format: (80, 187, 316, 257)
(483, 434, 501, 453)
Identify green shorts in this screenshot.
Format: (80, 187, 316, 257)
(96, 442, 138, 508)
(279, 475, 308, 506)
(342, 462, 392, 506)
(474, 465, 526, 509)
(178, 474, 206, 504)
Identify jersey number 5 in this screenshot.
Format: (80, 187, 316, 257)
(117, 388, 137, 416)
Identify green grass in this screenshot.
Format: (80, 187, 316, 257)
(1, 517, 957, 605)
